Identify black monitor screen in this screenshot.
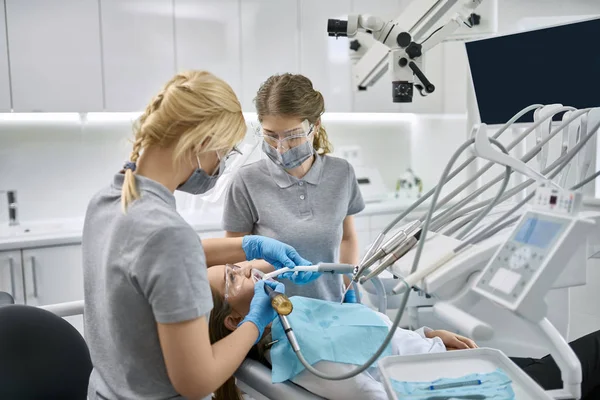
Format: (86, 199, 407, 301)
(466, 17, 600, 125)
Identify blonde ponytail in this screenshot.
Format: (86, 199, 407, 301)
(121, 71, 246, 212)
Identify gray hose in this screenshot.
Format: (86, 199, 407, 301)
(377, 104, 545, 236)
(293, 136, 503, 381)
(460, 118, 600, 248)
(469, 169, 600, 245)
(429, 108, 589, 233)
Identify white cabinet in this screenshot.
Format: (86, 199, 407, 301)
(0, 0, 11, 112)
(299, 0, 353, 112)
(22, 245, 84, 333)
(100, 0, 176, 111)
(240, 0, 300, 111)
(5, 0, 103, 112)
(0, 250, 24, 304)
(174, 0, 242, 101)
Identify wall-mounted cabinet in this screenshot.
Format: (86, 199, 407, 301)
(240, 0, 300, 111)
(0, 0, 458, 114)
(100, 0, 176, 112)
(5, 0, 104, 112)
(0, 0, 11, 112)
(174, 0, 242, 102)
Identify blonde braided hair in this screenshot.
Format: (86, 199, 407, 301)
(122, 71, 246, 212)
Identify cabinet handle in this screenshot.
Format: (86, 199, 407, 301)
(30, 256, 38, 298)
(8, 257, 16, 297)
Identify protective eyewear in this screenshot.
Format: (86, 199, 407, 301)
(253, 120, 315, 152)
(224, 264, 264, 301)
(202, 145, 242, 177)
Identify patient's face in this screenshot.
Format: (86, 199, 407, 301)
(208, 265, 255, 318)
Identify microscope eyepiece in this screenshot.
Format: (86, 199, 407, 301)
(327, 19, 348, 37)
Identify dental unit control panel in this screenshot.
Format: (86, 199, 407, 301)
(472, 210, 589, 317)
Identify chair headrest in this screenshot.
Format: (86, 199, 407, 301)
(0, 305, 92, 399)
(0, 291, 14, 306)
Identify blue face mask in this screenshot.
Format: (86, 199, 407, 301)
(269, 296, 393, 383)
(177, 156, 224, 195)
(390, 368, 516, 399)
(262, 140, 314, 170)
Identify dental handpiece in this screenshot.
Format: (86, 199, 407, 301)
(263, 283, 293, 316)
(359, 236, 418, 284)
(353, 221, 421, 280)
(262, 263, 356, 281)
(263, 285, 301, 352)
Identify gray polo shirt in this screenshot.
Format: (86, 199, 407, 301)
(82, 174, 212, 400)
(223, 155, 365, 301)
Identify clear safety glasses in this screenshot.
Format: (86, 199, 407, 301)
(216, 145, 243, 173)
(199, 145, 243, 177)
(224, 264, 265, 301)
(253, 120, 315, 152)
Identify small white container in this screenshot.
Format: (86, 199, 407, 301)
(378, 348, 552, 399)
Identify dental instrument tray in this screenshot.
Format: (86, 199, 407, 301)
(378, 348, 552, 399)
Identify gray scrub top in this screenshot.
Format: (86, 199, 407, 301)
(82, 174, 212, 400)
(223, 155, 365, 301)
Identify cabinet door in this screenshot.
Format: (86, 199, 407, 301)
(0, 0, 11, 111)
(5, 0, 103, 112)
(299, 0, 353, 112)
(22, 245, 84, 333)
(101, 0, 176, 111)
(240, 0, 299, 111)
(0, 250, 24, 304)
(174, 0, 242, 100)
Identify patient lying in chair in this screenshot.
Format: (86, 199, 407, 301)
(207, 263, 600, 400)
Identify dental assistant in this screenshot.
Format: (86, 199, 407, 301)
(223, 73, 365, 303)
(82, 71, 311, 400)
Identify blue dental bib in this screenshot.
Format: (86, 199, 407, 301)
(270, 296, 393, 383)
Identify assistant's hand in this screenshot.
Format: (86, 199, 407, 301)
(242, 235, 311, 270)
(426, 330, 478, 350)
(239, 280, 285, 343)
(343, 289, 358, 303)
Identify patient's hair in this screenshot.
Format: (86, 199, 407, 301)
(208, 290, 242, 400)
(209, 290, 270, 400)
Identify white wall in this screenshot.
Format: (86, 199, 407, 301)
(0, 117, 465, 222)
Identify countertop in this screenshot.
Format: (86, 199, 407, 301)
(0, 196, 429, 251)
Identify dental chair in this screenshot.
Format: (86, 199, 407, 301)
(0, 300, 92, 399)
(235, 359, 325, 400)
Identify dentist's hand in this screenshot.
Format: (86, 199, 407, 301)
(239, 280, 286, 343)
(242, 235, 310, 270)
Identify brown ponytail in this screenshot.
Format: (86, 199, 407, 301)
(254, 73, 333, 155)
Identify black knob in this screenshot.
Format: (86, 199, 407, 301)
(396, 32, 412, 48)
(468, 13, 481, 27)
(398, 57, 408, 67)
(349, 39, 361, 52)
(405, 42, 422, 59)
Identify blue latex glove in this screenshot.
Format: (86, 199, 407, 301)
(239, 280, 286, 343)
(343, 289, 358, 303)
(242, 235, 310, 269)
